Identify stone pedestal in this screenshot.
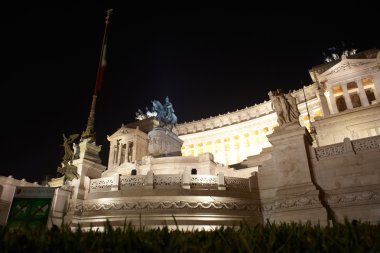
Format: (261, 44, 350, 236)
(259, 123, 328, 225)
(148, 127, 183, 157)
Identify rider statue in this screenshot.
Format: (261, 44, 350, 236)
(150, 96, 177, 131)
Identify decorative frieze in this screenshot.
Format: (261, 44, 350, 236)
(263, 195, 320, 212)
(82, 201, 259, 211)
(327, 191, 380, 206)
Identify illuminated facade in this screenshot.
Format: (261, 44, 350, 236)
(3, 49, 380, 229)
(176, 48, 380, 165)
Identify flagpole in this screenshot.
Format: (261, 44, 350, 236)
(94, 8, 113, 95)
(302, 81, 318, 146)
(81, 9, 113, 143)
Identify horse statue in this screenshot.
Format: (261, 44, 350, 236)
(151, 97, 177, 131)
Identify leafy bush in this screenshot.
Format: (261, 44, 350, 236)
(1, 220, 380, 253)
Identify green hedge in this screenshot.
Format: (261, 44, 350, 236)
(1, 220, 380, 253)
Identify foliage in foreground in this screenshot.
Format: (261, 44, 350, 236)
(1, 220, 380, 253)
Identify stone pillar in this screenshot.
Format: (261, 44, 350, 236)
(316, 90, 330, 116)
(125, 142, 130, 163)
(342, 84, 353, 109)
(108, 143, 114, 169)
(182, 172, 191, 189)
(372, 72, 380, 102)
(327, 87, 338, 114)
(117, 142, 123, 165)
(111, 173, 119, 191)
(356, 79, 370, 106)
(144, 170, 154, 189)
(258, 123, 328, 225)
(217, 172, 226, 190)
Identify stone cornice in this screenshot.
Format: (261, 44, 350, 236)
(107, 126, 147, 142)
(175, 84, 319, 136)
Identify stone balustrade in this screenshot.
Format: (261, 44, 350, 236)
(89, 176, 115, 192)
(315, 135, 380, 159)
(89, 173, 252, 193)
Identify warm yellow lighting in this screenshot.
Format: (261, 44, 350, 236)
(332, 85, 343, 94)
(362, 77, 374, 86)
(314, 109, 322, 118)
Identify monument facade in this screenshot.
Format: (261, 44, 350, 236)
(3, 48, 379, 229)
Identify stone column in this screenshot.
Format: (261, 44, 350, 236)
(327, 87, 338, 114)
(356, 79, 370, 106)
(124, 142, 129, 163)
(108, 143, 114, 169)
(372, 73, 380, 102)
(342, 84, 353, 109)
(117, 142, 123, 165)
(316, 90, 330, 116)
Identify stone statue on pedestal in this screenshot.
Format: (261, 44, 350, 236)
(150, 96, 178, 131)
(57, 133, 80, 181)
(269, 90, 300, 127)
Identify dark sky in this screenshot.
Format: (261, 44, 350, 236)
(2, 2, 379, 183)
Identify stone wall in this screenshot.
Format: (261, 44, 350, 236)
(311, 135, 380, 223)
(255, 126, 380, 224)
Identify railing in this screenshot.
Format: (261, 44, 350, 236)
(315, 143, 346, 159)
(90, 177, 115, 192)
(315, 135, 380, 160)
(225, 177, 250, 191)
(89, 173, 253, 193)
(352, 135, 380, 152)
(120, 175, 145, 190)
(191, 175, 218, 189)
(154, 174, 182, 189)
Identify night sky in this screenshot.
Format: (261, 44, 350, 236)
(2, 3, 379, 183)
